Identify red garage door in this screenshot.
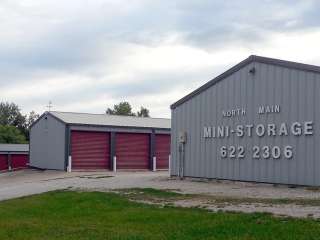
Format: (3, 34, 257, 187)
(0, 154, 8, 171)
(71, 131, 110, 170)
(155, 134, 171, 169)
(12, 154, 29, 170)
(116, 133, 150, 169)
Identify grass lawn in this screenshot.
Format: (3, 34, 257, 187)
(0, 190, 320, 240)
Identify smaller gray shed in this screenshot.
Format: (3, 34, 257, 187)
(30, 111, 171, 171)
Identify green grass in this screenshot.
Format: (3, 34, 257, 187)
(0, 190, 320, 240)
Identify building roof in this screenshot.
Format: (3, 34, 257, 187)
(48, 111, 171, 129)
(171, 55, 320, 109)
(0, 144, 29, 152)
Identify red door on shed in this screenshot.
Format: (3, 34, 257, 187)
(71, 131, 110, 170)
(0, 154, 8, 171)
(11, 154, 29, 169)
(116, 133, 150, 169)
(155, 134, 171, 169)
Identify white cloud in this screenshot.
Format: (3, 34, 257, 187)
(0, 0, 320, 117)
(255, 28, 320, 64)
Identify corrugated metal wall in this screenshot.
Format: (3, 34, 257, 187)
(30, 114, 66, 170)
(171, 61, 320, 186)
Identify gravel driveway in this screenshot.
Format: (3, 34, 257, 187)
(1, 169, 320, 218)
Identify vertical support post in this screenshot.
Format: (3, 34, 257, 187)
(113, 156, 117, 172)
(110, 132, 116, 171)
(152, 156, 156, 172)
(168, 154, 171, 174)
(7, 153, 12, 171)
(67, 156, 72, 173)
(65, 125, 71, 172)
(149, 130, 156, 171)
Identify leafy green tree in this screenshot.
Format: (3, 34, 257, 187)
(137, 107, 150, 117)
(106, 102, 151, 117)
(106, 101, 136, 116)
(0, 102, 39, 142)
(0, 125, 27, 144)
(0, 102, 26, 132)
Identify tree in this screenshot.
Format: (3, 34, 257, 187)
(106, 101, 136, 116)
(0, 102, 26, 132)
(0, 102, 40, 142)
(0, 125, 27, 144)
(106, 102, 151, 117)
(25, 111, 40, 129)
(137, 107, 150, 117)
(24, 111, 40, 140)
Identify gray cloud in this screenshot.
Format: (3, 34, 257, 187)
(15, 65, 220, 107)
(168, 0, 320, 49)
(0, 0, 319, 116)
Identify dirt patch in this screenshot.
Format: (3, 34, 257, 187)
(114, 188, 320, 219)
(173, 199, 320, 219)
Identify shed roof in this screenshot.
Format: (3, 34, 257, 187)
(171, 55, 320, 109)
(48, 111, 171, 129)
(0, 144, 29, 152)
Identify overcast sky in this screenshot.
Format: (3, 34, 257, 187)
(1, 0, 320, 117)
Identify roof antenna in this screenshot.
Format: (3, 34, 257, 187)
(46, 101, 53, 112)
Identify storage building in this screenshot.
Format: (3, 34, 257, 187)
(170, 55, 320, 186)
(0, 144, 29, 172)
(30, 111, 171, 171)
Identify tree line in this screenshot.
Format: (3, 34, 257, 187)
(0, 101, 150, 144)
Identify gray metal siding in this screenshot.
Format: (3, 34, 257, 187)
(30, 114, 66, 170)
(171, 61, 320, 186)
